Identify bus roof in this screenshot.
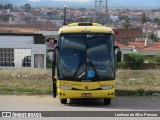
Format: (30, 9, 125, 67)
(58, 23, 113, 34)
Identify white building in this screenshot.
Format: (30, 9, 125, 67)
(0, 33, 46, 68)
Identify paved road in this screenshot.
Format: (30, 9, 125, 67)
(0, 95, 160, 111)
(0, 95, 159, 120)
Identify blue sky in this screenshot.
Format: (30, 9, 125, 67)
(27, 0, 41, 2)
(26, 0, 160, 5)
(28, 0, 90, 2)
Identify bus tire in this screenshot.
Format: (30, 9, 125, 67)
(104, 98, 111, 105)
(61, 99, 67, 104)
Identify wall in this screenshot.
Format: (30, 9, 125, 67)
(0, 35, 46, 68)
(113, 29, 142, 43)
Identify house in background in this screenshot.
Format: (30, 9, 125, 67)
(115, 34, 160, 59)
(0, 33, 46, 68)
(128, 38, 160, 55)
(113, 28, 143, 59)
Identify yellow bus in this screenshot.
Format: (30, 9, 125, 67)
(52, 22, 122, 105)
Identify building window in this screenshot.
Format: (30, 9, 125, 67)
(0, 49, 14, 67)
(14, 49, 31, 67)
(0, 49, 31, 67)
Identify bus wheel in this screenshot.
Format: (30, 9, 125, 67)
(104, 98, 111, 105)
(61, 99, 67, 104)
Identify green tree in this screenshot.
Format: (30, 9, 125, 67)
(122, 16, 131, 29)
(0, 4, 4, 9)
(8, 4, 13, 9)
(25, 3, 31, 12)
(2, 4, 13, 9)
(5, 4, 9, 9)
(153, 18, 160, 28)
(149, 33, 160, 42)
(141, 12, 148, 25)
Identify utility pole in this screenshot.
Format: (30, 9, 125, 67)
(63, 5, 67, 26)
(94, 0, 109, 25)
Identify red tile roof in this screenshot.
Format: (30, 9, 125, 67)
(128, 41, 145, 49)
(114, 40, 160, 52)
(128, 41, 160, 51)
(114, 41, 132, 49)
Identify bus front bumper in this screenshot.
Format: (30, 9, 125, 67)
(58, 88, 115, 99)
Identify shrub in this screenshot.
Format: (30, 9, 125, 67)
(124, 53, 146, 69)
(154, 54, 160, 63)
(147, 57, 156, 64)
(116, 61, 127, 69)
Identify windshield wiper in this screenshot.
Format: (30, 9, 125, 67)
(73, 60, 100, 79)
(89, 60, 100, 79)
(73, 61, 83, 79)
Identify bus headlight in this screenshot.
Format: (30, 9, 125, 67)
(59, 85, 72, 90)
(101, 85, 114, 90)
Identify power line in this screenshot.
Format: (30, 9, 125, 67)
(94, 0, 109, 25)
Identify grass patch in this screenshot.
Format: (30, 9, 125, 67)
(0, 69, 160, 96)
(116, 70, 160, 91)
(115, 70, 160, 96)
(0, 69, 53, 94)
(0, 86, 49, 94)
(116, 89, 160, 96)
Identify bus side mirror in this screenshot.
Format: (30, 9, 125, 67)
(52, 46, 59, 62)
(114, 46, 122, 62)
(117, 50, 122, 62)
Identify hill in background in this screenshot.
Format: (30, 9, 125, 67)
(0, 0, 160, 9)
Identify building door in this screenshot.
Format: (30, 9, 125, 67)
(34, 54, 44, 68)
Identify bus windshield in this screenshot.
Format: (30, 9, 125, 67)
(58, 33, 115, 81)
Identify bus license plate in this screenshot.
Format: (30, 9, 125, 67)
(82, 93, 91, 97)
